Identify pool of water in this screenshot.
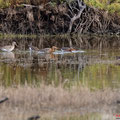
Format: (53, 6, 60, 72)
(0, 46, 120, 89)
(0, 35, 120, 120)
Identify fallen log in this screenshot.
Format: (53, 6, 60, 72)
(27, 115, 40, 120)
(0, 97, 8, 104)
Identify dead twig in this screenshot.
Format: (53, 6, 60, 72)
(67, 0, 86, 33)
(0, 97, 8, 104)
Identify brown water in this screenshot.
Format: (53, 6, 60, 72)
(0, 35, 120, 120)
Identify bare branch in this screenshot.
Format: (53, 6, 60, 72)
(68, 9, 74, 16)
(22, 4, 37, 8)
(64, 13, 71, 19)
(67, 0, 86, 33)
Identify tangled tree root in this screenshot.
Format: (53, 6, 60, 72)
(0, 0, 119, 34)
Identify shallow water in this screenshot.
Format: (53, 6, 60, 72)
(0, 35, 120, 119)
(0, 35, 120, 88)
(0, 46, 120, 89)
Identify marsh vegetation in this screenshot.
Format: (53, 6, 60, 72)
(0, 0, 119, 120)
(0, 35, 119, 119)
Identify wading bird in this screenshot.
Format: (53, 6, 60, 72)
(0, 42, 17, 52)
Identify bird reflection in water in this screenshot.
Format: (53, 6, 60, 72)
(30, 55, 49, 81)
(0, 52, 15, 60)
(29, 50, 58, 61)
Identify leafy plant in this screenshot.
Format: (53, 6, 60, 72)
(0, 0, 10, 8)
(84, 0, 120, 14)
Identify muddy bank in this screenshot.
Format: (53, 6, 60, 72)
(0, 0, 120, 35)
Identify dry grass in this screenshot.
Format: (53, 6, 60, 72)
(0, 84, 119, 120)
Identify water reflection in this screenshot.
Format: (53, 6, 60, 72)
(0, 51, 86, 86)
(0, 36, 120, 120)
(0, 35, 120, 88)
(0, 52, 15, 60)
(0, 47, 119, 89)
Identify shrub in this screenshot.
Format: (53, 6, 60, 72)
(84, 0, 120, 14)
